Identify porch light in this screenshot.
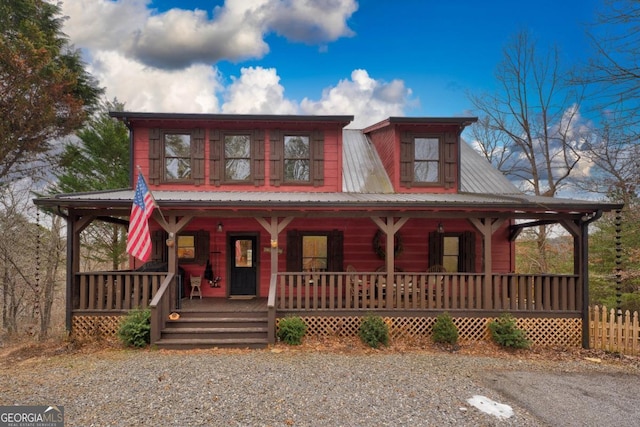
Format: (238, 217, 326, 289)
(217, 222, 223, 232)
(437, 223, 444, 234)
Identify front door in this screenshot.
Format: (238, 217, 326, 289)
(229, 235, 258, 297)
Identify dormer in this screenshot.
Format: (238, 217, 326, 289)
(363, 117, 477, 193)
(111, 112, 353, 192)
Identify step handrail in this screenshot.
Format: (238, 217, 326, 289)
(149, 273, 176, 344)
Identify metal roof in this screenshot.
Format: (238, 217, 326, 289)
(459, 141, 522, 195)
(110, 111, 354, 125)
(342, 130, 394, 193)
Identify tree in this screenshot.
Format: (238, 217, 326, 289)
(54, 100, 131, 270)
(0, 0, 102, 185)
(468, 30, 587, 271)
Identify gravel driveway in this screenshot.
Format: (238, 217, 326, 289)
(1, 344, 638, 426)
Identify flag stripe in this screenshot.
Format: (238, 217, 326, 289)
(126, 172, 156, 262)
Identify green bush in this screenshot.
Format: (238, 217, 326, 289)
(432, 312, 458, 345)
(277, 316, 307, 345)
(488, 313, 530, 349)
(358, 315, 389, 348)
(117, 308, 151, 348)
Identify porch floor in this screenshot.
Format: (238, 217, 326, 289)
(178, 297, 268, 312)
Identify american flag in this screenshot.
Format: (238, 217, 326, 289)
(126, 172, 156, 262)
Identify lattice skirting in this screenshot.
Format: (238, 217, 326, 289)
(278, 316, 582, 347)
(72, 315, 124, 340)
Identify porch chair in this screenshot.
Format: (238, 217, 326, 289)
(347, 265, 367, 302)
(190, 275, 202, 299)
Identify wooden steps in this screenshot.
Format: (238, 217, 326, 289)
(155, 310, 269, 350)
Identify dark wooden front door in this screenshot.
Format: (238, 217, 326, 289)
(229, 235, 258, 296)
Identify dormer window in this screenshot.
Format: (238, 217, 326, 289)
(270, 130, 324, 186)
(224, 134, 252, 182)
(284, 135, 311, 182)
(400, 132, 449, 188)
(414, 137, 440, 183)
(164, 132, 192, 181)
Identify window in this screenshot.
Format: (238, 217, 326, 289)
(224, 134, 252, 182)
(428, 231, 475, 272)
(414, 137, 440, 183)
(442, 236, 459, 272)
(286, 230, 343, 272)
(164, 133, 192, 181)
(284, 135, 311, 182)
(172, 230, 210, 265)
(270, 130, 324, 186)
(302, 235, 327, 271)
(177, 234, 196, 261)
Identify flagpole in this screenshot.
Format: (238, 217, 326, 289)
(136, 165, 170, 229)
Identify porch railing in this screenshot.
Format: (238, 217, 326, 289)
(271, 272, 581, 313)
(74, 271, 168, 311)
(149, 273, 176, 344)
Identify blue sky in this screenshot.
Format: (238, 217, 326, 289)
(57, 0, 601, 128)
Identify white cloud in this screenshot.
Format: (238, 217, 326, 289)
(54, 1, 413, 125)
(89, 51, 222, 113)
(221, 67, 298, 114)
(58, 0, 357, 69)
(300, 69, 412, 128)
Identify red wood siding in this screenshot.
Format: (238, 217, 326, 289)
(131, 121, 342, 192)
(163, 217, 514, 298)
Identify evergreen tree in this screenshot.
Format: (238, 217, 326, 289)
(54, 100, 130, 270)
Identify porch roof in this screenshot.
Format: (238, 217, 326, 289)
(34, 188, 622, 216)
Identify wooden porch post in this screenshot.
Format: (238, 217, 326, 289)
(371, 216, 409, 306)
(163, 214, 193, 308)
(469, 218, 504, 309)
(68, 212, 96, 331)
(256, 216, 294, 276)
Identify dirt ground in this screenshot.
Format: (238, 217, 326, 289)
(2, 334, 639, 370)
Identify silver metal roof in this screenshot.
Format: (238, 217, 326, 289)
(342, 130, 394, 193)
(459, 141, 522, 195)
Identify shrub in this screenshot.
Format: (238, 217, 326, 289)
(277, 316, 307, 345)
(358, 315, 389, 348)
(488, 313, 530, 349)
(432, 312, 458, 345)
(117, 308, 151, 348)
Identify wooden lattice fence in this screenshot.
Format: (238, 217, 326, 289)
(589, 306, 640, 356)
(278, 315, 582, 347)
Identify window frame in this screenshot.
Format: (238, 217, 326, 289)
(413, 135, 442, 185)
(286, 229, 343, 272)
(282, 132, 312, 185)
(222, 132, 254, 184)
(162, 130, 195, 183)
(428, 230, 475, 273)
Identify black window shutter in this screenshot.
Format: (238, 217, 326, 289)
(400, 131, 413, 188)
(196, 230, 210, 265)
(312, 130, 324, 187)
(253, 129, 265, 186)
(428, 231, 444, 268)
(209, 129, 222, 186)
(270, 129, 282, 187)
(149, 128, 162, 184)
(193, 128, 205, 186)
(327, 229, 344, 272)
(460, 231, 476, 272)
(151, 230, 168, 262)
(286, 230, 302, 271)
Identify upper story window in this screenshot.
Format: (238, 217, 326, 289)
(414, 137, 440, 183)
(224, 134, 252, 182)
(284, 135, 311, 182)
(164, 132, 192, 181)
(271, 130, 324, 187)
(148, 128, 205, 186)
(210, 129, 265, 186)
(400, 132, 448, 188)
